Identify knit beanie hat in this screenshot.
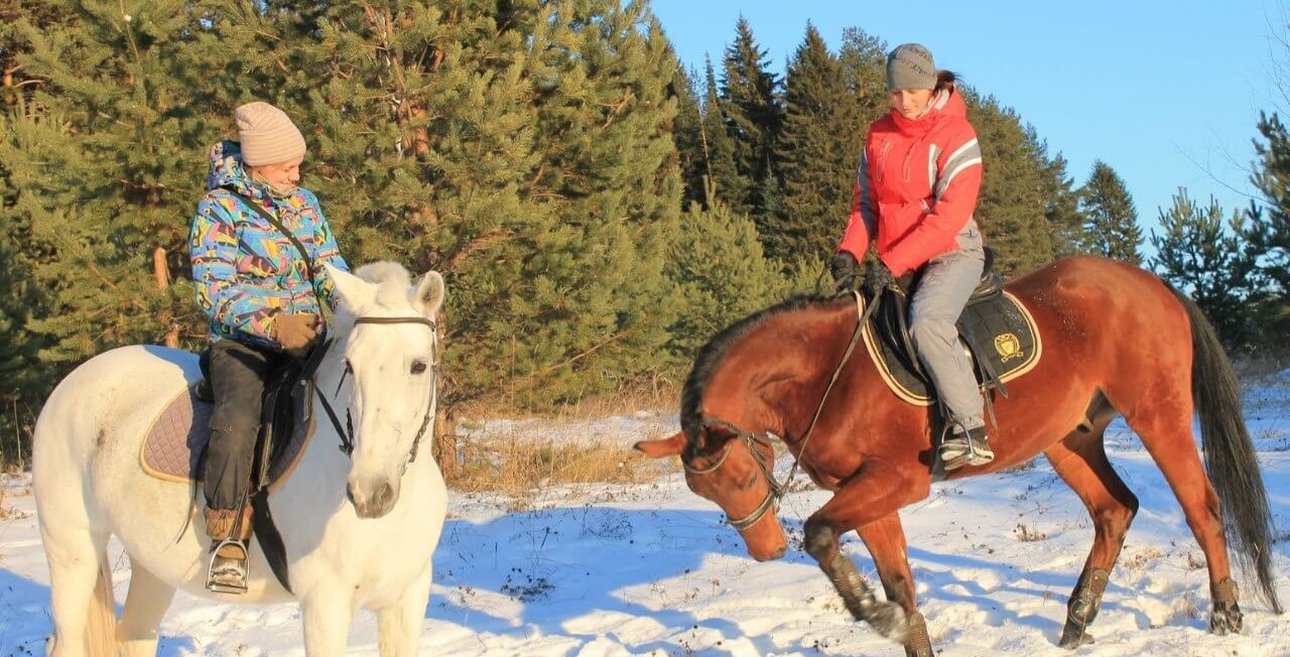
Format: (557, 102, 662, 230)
(886, 43, 937, 91)
(235, 101, 307, 166)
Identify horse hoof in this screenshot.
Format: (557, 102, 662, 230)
(1209, 604, 1243, 635)
(869, 600, 909, 643)
(1057, 629, 1094, 649)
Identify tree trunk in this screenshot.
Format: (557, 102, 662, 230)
(152, 246, 179, 348)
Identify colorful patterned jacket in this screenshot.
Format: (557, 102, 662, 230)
(189, 140, 349, 349)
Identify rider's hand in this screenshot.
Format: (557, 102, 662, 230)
(863, 260, 896, 298)
(829, 252, 859, 292)
(272, 313, 320, 357)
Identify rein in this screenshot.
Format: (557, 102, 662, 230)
(312, 315, 439, 469)
(685, 290, 880, 532)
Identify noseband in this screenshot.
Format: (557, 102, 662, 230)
(683, 418, 785, 532)
(312, 315, 439, 470)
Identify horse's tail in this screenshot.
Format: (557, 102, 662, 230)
(1177, 289, 1283, 613)
(86, 552, 118, 657)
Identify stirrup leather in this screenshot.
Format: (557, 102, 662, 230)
(206, 538, 250, 594)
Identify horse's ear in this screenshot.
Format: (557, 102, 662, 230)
(413, 271, 445, 319)
(325, 263, 375, 312)
(634, 431, 686, 459)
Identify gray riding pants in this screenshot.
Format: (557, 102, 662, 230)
(908, 238, 986, 432)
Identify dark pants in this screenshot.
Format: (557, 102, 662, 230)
(204, 339, 289, 511)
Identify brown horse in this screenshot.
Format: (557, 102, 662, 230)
(636, 255, 1281, 657)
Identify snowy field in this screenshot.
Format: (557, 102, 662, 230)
(2, 372, 1290, 656)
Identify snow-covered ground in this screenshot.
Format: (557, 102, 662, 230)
(3, 373, 1290, 656)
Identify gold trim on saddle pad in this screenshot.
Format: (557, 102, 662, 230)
(861, 291, 1043, 406)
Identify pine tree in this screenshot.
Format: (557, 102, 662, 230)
(720, 18, 782, 232)
(1150, 189, 1257, 351)
(698, 57, 743, 211)
(966, 95, 1061, 275)
(667, 196, 796, 358)
(1078, 160, 1142, 264)
(837, 28, 889, 129)
(6, 1, 218, 361)
(671, 63, 706, 210)
(1246, 111, 1290, 345)
(284, 0, 684, 407)
(772, 24, 863, 267)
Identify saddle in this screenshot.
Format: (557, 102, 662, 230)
(861, 253, 1042, 407)
(140, 345, 327, 594)
(140, 352, 318, 490)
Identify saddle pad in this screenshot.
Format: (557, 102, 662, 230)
(141, 384, 315, 490)
(862, 291, 1042, 405)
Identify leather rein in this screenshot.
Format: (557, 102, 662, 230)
(683, 290, 878, 532)
(311, 315, 439, 470)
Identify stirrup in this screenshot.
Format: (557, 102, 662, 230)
(940, 428, 993, 471)
(206, 538, 250, 594)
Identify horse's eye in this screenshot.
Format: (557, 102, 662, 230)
(410, 360, 428, 375)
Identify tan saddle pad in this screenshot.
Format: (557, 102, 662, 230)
(140, 384, 315, 490)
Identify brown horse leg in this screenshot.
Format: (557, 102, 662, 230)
(858, 514, 933, 657)
(1128, 408, 1243, 634)
(803, 461, 921, 644)
(1043, 421, 1138, 649)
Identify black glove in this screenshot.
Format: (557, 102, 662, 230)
(829, 252, 859, 291)
(863, 261, 895, 298)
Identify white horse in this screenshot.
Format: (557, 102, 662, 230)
(32, 261, 448, 657)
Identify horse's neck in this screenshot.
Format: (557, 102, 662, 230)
(728, 302, 860, 440)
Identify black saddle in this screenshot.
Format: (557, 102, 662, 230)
(195, 347, 322, 491)
(864, 250, 1040, 406)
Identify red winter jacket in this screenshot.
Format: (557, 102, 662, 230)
(837, 87, 983, 276)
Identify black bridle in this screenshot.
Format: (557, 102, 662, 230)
(312, 315, 439, 469)
(683, 291, 877, 532)
(683, 418, 785, 531)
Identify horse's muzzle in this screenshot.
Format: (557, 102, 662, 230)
(347, 477, 399, 518)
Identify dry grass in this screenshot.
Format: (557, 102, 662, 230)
(449, 436, 675, 497)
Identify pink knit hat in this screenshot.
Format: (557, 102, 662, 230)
(235, 101, 307, 166)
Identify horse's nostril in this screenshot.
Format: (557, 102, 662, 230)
(375, 481, 394, 508)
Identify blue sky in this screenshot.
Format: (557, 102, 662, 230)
(648, 0, 1286, 244)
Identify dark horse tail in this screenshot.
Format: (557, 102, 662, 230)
(1175, 289, 1283, 613)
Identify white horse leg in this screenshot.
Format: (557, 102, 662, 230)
(40, 522, 114, 657)
(376, 565, 434, 657)
(301, 589, 354, 657)
(117, 557, 175, 657)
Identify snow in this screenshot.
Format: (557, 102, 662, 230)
(3, 377, 1290, 656)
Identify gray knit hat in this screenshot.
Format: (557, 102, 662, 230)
(886, 43, 937, 91)
(235, 101, 307, 166)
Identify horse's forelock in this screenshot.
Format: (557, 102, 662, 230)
(352, 261, 414, 310)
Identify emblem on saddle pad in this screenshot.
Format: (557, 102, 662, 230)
(862, 291, 1043, 406)
(994, 333, 1023, 362)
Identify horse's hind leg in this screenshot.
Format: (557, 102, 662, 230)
(39, 521, 114, 657)
(1043, 417, 1138, 649)
(857, 514, 933, 657)
(117, 558, 175, 657)
(1126, 403, 1241, 633)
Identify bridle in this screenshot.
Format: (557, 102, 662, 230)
(311, 315, 439, 472)
(682, 418, 785, 531)
(683, 290, 878, 532)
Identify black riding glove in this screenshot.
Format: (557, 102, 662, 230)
(863, 261, 896, 298)
(829, 252, 859, 292)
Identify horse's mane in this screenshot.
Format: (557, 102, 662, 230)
(679, 292, 846, 448)
(352, 261, 413, 309)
